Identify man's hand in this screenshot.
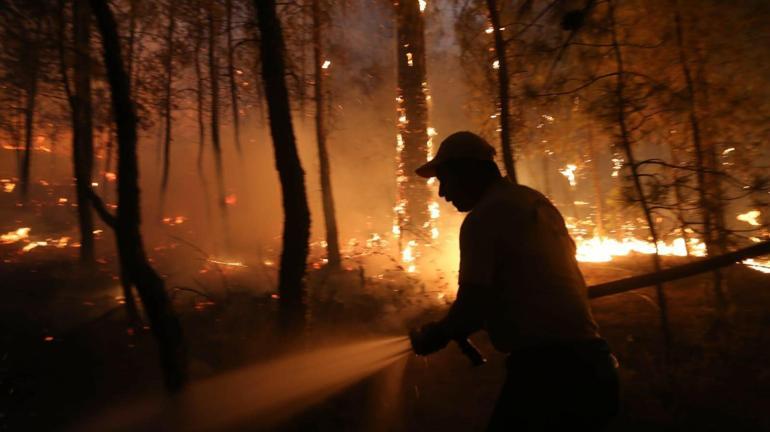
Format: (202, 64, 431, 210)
(409, 321, 450, 356)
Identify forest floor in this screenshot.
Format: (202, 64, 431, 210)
(2, 190, 770, 431)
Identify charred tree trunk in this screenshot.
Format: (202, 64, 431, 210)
(194, 2, 206, 170)
(160, 1, 175, 199)
(89, 0, 187, 391)
(225, 0, 242, 154)
(20, 42, 39, 202)
(313, 0, 341, 268)
(609, 0, 671, 355)
(486, 0, 516, 182)
(395, 0, 431, 244)
(126, 0, 137, 85)
(208, 5, 228, 224)
(590, 240, 770, 299)
(673, 4, 727, 309)
(72, 0, 96, 263)
(255, 0, 311, 333)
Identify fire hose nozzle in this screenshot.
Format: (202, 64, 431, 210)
(455, 338, 487, 367)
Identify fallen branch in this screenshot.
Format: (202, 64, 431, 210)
(588, 240, 770, 299)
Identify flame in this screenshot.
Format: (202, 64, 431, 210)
(22, 241, 47, 252)
(406, 52, 414, 67)
(574, 236, 706, 263)
(742, 258, 770, 274)
(418, 0, 427, 12)
(611, 157, 623, 177)
(321, 60, 331, 69)
(737, 210, 761, 226)
(492, 60, 499, 70)
(402, 240, 418, 272)
(559, 164, 578, 187)
(1, 227, 30, 244)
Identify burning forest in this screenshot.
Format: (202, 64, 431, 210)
(2, 0, 770, 430)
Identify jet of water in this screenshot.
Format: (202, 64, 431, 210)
(76, 336, 412, 431)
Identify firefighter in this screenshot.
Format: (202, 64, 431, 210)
(409, 131, 619, 431)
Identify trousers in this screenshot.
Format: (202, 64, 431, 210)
(486, 339, 619, 431)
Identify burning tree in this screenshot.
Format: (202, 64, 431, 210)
(393, 0, 438, 270)
(312, 0, 342, 268)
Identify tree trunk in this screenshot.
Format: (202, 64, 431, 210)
(20, 48, 39, 202)
(208, 5, 228, 224)
(73, 0, 96, 263)
(486, 0, 517, 182)
(313, 0, 342, 268)
(160, 0, 175, 199)
(194, 1, 206, 170)
(89, 0, 187, 392)
(673, 3, 727, 309)
(589, 240, 770, 299)
(609, 0, 671, 355)
(126, 0, 136, 85)
(225, 0, 242, 154)
(668, 141, 691, 257)
(254, 0, 311, 333)
(395, 0, 431, 247)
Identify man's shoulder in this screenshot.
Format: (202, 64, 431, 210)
(461, 182, 541, 236)
(473, 182, 546, 217)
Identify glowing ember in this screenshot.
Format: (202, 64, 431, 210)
(737, 210, 761, 226)
(162, 216, 187, 226)
(321, 60, 331, 69)
(207, 258, 247, 268)
(225, 194, 237, 205)
(104, 172, 117, 181)
(492, 60, 499, 69)
(2, 180, 15, 193)
(1, 227, 30, 244)
(485, 27, 494, 34)
(418, 0, 427, 12)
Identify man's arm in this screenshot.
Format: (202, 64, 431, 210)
(411, 283, 488, 356)
(440, 282, 487, 339)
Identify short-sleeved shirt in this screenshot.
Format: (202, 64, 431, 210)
(459, 178, 599, 352)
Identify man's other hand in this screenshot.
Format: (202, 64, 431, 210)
(410, 321, 450, 355)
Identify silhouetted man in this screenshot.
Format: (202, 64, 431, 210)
(410, 131, 619, 431)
